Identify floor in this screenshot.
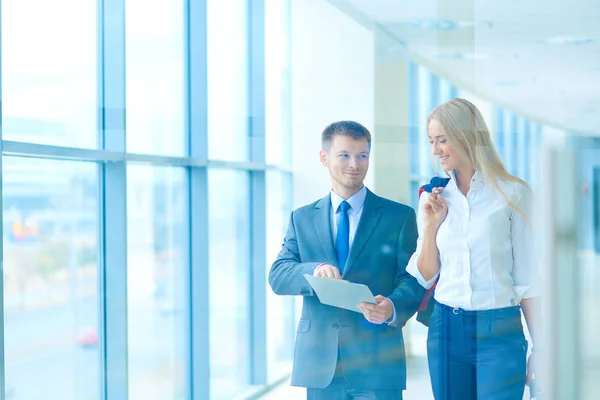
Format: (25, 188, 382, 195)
(258, 354, 541, 400)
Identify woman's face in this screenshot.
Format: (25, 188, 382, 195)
(428, 119, 465, 172)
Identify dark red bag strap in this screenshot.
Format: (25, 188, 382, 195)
(417, 281, 437, 311)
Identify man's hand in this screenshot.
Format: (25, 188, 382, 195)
(313, 263, 342, 279)
(358, 295, 393, 324)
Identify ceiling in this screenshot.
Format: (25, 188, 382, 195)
(330, 0, 600, 135)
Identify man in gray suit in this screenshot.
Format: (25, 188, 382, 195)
(269, 121, 425, 399)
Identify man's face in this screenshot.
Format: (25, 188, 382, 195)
(320, 135, 370, 195)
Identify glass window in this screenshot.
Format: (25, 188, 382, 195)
(408, 61, 420, 178)
(495, 108, 505, 156)
(503, 112, 516, 175)
(529, 122, 542, 191)
(3, 158, 99, 399)
(430, 75, 440, 106)
(265, 0, 292, 166)
(207, 0, 249, 161)
(409, 181, 421, 210)
(126, 0, 185, 156)
(516, 117, 529, 182)
(208, 169, 250, 398)
(266, 171, 294, 382)
(126, 165, 187, 399)
(1, 0, 97, 148)
(417, 66, 434, 180)
(439, 79, 454, 103)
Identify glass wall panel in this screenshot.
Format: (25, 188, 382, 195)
(1, 0, 97, 148)
(265, 170, 294, 382)
(208, 169, 251, 398)
(417, 66, 433, 180)
(126, 165, 187, 399)
(207, 0, 249, 161)
(125, 0, 185, 156)
(570, 137, 600, 399)
(265, 0, 292, 166)
(3, 158, 99, 399)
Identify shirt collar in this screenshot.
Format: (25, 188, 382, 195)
(330, 186, 367, 213)
(448, 170, 485, 192)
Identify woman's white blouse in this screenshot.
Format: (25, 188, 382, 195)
(406, 172, 540, 311)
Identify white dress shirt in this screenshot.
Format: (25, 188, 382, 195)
(330, 187, 366, 248)
(406, 171, 540, 311)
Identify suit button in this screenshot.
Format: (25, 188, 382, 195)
(332, 324, 339, 329)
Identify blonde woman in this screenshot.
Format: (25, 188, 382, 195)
(406, 98, 540, 400)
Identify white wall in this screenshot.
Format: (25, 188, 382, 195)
(290, 0, 375, 209)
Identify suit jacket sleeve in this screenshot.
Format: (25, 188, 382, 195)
(268, 211, 321, 296)
(388, 207, 426, 327)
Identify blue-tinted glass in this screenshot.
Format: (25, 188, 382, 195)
(2, 0, 97, 148)
(3, 158, 99, 399)
(126, 165, 187, 399)
(266, 170, 295, 382)
(266, 0, 292, 166)
(126, 0, 185, 156)
(208, 169, 251, 398)
(207, 0, 249, 161)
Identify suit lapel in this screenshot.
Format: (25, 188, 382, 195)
(313, 195, 338, 265)
(342, 189, 383, 277)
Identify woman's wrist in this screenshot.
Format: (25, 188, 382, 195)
(424, 222, 440, 234)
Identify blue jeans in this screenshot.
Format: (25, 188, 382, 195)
(427, 301, 528, 400)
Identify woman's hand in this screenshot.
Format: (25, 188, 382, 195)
(423, 187, 448, 229)
(527, 352, 535, 386)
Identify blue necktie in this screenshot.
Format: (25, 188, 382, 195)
(336, 200, 351, 273)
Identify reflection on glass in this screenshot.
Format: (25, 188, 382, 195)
(207, 0, 249, 161)
(3, 158, 98, 400)
(266, 171, 295, 382)
(126, 165, 187, 399)
(125, 0, 185, 156)
(577, 140, 600, 399)
(265, 0, 292, 166)
(208, 169, 250, 399)
(1, 0, 97, 148)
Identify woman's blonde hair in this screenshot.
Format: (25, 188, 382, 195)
(427, 97, 528, 214)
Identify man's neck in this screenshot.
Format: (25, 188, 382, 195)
(332, 185, 363, 200)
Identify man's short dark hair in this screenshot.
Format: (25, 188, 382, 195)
(321, 121, 372, 151)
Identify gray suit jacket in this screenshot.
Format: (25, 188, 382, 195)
(269, 189, 425, 390)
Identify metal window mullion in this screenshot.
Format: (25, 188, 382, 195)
(517, 117, 528, 181)
(249, 0, 267, 385)
(407, 61, 420, 208)
(428, 73, 440, 179)
(417, 67, 432, 182)
(185, 1, 210, 399)
(98, 0, 128, 398)
(430, 74, 440, 109)
(503, 111, 515, 174)
(494, 108, 504, 155)
(450, 84, 459, 99)
(530, 122, 542, 190)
